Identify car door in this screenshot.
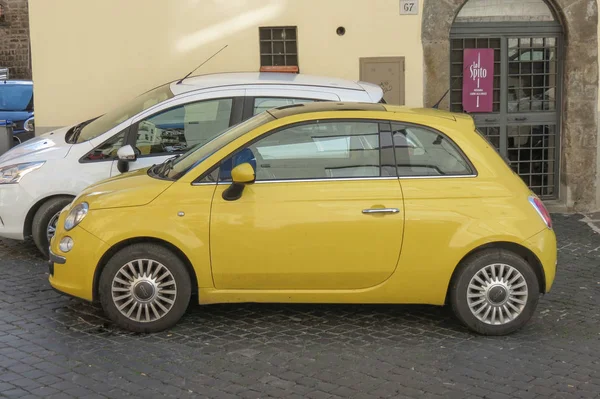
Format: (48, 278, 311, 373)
(110, 91, 244, 176)
(243, 88, 340, 119)
(209, 119, 404, 290)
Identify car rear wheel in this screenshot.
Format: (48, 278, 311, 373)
(32, 196, 73, 258)
(450, 249, 540, 336)
(99, 243, 191, 333)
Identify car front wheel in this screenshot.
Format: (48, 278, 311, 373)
(32, 196, 73, 258)
(99, 243, 192, 333)
(450, 249, 540, 336)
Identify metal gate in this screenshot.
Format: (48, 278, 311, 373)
(450, 22, 563, 199)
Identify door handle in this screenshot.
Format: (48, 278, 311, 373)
(362, 208, 400, 214)
(484, 118, 497, 122)
(514, 117, 528, 121)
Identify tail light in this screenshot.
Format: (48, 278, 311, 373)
(528, 196, 552, 229)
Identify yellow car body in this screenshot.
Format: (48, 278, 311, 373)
(49, 103, 556, 334)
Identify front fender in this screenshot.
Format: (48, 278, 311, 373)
(80, 205, 213, 289)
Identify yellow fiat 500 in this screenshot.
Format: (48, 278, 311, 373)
(49, 103, 556, 335)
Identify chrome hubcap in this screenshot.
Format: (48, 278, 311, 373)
(111, 259, 177, 323)
(46, 212, 60, 243)
(467, 263, 528, 325)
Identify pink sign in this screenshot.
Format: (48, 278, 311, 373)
(462, 48, 494, 113)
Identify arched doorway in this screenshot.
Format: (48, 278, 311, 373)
(422, 0, 599, 210)
(451, 0, 562, 200)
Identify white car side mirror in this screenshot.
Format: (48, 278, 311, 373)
(117, 145, 137, 162)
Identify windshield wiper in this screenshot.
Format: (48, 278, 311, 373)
(67, 119, 94, 143)
(155, 154, 181, 178)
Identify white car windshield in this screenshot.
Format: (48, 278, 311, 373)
(161, 112, 276, 180)
(74, 84, 174, 143)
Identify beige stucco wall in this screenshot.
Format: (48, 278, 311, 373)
(29, 0, 423, 131)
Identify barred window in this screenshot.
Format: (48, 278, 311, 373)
(259, 27, 298, 68)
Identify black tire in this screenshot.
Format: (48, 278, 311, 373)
(99, 243, 192, 333)
(32, 196, 73, 258)
(450, 249, 540, 336)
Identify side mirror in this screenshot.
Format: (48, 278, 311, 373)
(117, 145, 137, 161)
(231, 163, 255, 184)
(116, 145, 137, 174)
(222, 163, 255, 201)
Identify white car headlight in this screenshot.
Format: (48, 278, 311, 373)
(0, 161, 45, 184)
(64, 202, 89, 231)
(24, 116, 35, 132)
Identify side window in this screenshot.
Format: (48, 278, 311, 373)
(83, 130, 126, 161)
(253, 97, 315, 115)
(220, 121, 386, 182)
(195, 167, 220, 184)
(392, 124, 472, 177)
(133, 98, 233, 156)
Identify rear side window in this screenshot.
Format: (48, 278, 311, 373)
(392, 123, 473, 177)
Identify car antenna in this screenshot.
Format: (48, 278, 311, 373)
(432, 64, 469, 109)
(176, 44, 228, 85)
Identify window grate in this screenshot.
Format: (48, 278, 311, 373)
(507, 124, 556, 198)
(259, 27, 298, 67)
(449, 34, 560, 200)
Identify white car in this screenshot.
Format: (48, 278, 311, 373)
(0, 72, 383, 256)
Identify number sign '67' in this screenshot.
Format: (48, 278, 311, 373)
(400, 0, 418, 15)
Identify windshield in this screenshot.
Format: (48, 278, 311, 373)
(0, 83, 33, 111)
(75, 84, 174, 143)
(164, 112, 276, 180)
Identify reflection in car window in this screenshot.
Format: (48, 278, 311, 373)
(165, 112, 276, 180)
(392, 124, 472, 176)
(84, 130, 126, 161)
(134, 98, 233, 156)
(253, 97, 315, 115)
(220, 121, 384, 182)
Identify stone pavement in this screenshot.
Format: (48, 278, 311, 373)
(0, 214, 598, 399)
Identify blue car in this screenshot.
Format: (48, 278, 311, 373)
(0, 80, 34, 145)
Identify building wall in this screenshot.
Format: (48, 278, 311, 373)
(29, 0, 424, 132)
(26, 0, 600, 210)
(0, 0, 31, 79)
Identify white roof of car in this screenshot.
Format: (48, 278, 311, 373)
(170, 72, 381, 98)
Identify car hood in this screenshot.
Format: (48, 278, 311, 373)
(0, 125, 73, 165)
(78, 168, 173, 210)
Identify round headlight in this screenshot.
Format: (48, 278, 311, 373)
(59, 236, 74, 253)
(64, 202, 89, 231)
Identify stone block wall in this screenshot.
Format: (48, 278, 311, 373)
(0, 0, 31, 79)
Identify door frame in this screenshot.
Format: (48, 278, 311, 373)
(450, 22, 564, 199)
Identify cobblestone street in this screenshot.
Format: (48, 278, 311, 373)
(0, 214, 598, 399)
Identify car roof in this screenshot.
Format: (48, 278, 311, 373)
(266, 101, 466, 122)
(170, 72, 377, 95)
